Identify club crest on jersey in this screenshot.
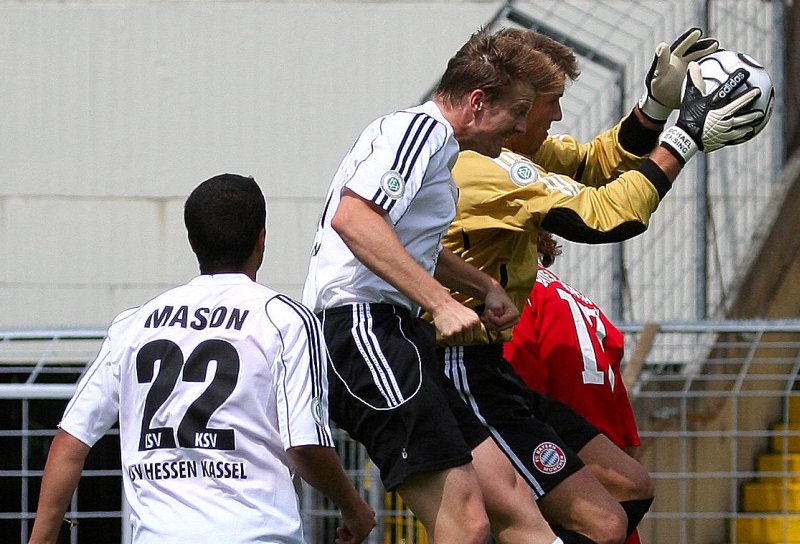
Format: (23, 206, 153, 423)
(311, 397, 324, 427)
(509, 160, 538, 187)
(532, 442, 566, 474)
(380, 170, 405, 199)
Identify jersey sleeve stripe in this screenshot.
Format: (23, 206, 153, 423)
(269, 295, 334, 447)
(396, 115, 438, 180)
(370, 188, 394, 212)
(367, 113, 439, 214)
(274, 295, 325, 399)
(537, 173, 581, 196)
(344, 112, 444, 215)
(390, 113, 425, 171)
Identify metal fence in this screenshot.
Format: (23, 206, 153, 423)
(0, 330, 119, 544)
(5, 324, 800, 543)
(623, 320, 800, 544)
(0, 330, 424, 544)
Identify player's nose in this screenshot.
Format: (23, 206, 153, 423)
(552, 102, 563, 122)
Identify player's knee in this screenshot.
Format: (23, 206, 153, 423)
(618, 463, 655, 501)
(452, 490, 491, 543)
(557, 503, 627, 544)
(638, 470, 655, 499)
(476, 516, 492, 542)
(624, 467, 654, 501)
(461, 512, 491, 544)
(426, 504, 490, 544)
(592, 506, 628, 544)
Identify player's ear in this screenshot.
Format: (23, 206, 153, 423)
(253, 228, 266, 272)
(258, 227, 266, 250)
(253, 228, 266, 259)
(468, 89, 487, 115)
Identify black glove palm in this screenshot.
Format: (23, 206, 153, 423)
(659, 62, 763, 164)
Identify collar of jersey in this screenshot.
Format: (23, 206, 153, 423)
(421, 100, 452, 134)
(188, 273, 254, 285)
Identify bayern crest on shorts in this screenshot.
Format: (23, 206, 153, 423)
(532, 441, 567, 474)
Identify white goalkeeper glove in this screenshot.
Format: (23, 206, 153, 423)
(659, 62, 764, 164)
(638, 27, 719, 122)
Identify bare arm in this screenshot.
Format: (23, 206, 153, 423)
(435, 248, 519, 332)
(646, 145, 682, 181)
(288, 446, 376, 544)
(332, 189, 484, 342)
(631, 100, 683, 182)
(29, 430, 90, 544)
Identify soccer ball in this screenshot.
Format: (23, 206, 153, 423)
(688, 49, 775, 141)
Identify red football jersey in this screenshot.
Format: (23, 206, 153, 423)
(503, 266, 640, 450)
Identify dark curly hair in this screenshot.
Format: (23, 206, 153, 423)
(537, 229, 562, 268)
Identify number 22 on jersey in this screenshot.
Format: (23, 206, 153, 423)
(136, 339, 239, 451)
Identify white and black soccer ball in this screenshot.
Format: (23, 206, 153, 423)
(687, 49, 775, 142)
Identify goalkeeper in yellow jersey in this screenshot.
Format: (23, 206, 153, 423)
(436, 27, 765, 544)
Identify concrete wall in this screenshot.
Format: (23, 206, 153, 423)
(0, 1, 499, 328)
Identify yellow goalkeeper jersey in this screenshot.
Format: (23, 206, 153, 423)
(443, 118, 666, 344)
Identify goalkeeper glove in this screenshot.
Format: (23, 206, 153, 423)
(659, 62, 764, 164)
(638, 27, 719, 123)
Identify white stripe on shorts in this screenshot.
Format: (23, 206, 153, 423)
(351, 304, 405, 407)
(442, 346, 546, 496)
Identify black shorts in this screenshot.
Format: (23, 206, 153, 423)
(438, 344, 599, 499)
(320, 303, 489, 491)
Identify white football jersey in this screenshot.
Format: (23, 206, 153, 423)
(60, 274, 333, 544)
(302, 100, 460, 315)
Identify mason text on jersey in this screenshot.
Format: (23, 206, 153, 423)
(144, 305, 250, 330)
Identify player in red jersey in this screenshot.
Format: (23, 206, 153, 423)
(504, 231, 642, 544)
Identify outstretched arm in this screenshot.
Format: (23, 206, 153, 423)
(288, 446, 376, 544)
(29, 430, 90, 544)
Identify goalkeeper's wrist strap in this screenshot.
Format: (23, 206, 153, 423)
(620, 109, 663, 156)
(659, 125, 699, 165)
(638, 91, 673, 123)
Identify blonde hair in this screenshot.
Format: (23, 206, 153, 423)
(434, 27, 562, 107)
(495, 27, 580, 84)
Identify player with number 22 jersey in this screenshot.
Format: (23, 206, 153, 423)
(61, 275, 331, 543)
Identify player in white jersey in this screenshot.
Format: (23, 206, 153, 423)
(29, 174, 375, 544)
(304, 100, 462, 315)
(304, 29, 568, 544)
